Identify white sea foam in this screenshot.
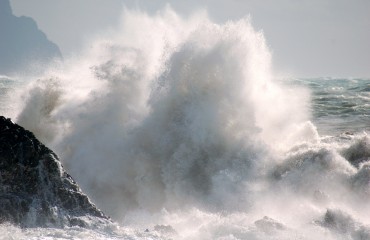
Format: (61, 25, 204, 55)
(5, 7, 370, 240)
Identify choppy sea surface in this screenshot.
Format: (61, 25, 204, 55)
(1, 9, 370, 240)
(295, 78, 370, 135)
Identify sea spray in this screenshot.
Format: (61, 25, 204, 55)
(13, 8, 308, 215)
(8, 8, 370, 240)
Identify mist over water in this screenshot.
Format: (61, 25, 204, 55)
(3, 8, 370, 240)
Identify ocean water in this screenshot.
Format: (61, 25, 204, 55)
(1, 9, 370, 240)
(293, 78, 370, 135)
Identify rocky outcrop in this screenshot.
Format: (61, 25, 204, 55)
(0, 0, 62, 75)
(0, 116, 109, 228)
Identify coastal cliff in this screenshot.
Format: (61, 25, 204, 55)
(0, 0, 62, 75)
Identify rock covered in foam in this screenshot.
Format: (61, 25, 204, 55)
(0, 116, 109, 227)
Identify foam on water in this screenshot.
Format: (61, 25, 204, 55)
(2, 7, 370, 240)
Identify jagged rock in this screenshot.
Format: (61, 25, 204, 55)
(0, 116, 109, 227)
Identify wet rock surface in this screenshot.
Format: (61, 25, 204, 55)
(0, 116, 108, 227)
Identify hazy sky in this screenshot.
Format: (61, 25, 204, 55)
(10, 0, 370, 77)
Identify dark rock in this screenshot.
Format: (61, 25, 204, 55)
(0, 116, 109, 228)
